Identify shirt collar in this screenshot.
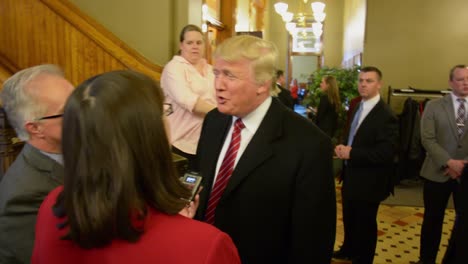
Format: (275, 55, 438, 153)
(173, 55, 208, 67)
(233, 97, 272, 135)
(39, 151, 63, 165)
(361, 94, 380, 109)
(450, 92, 467, 103)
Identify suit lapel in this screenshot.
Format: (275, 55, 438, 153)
(352, 100, 384, 141)
(205, 113, 233, 185)
(441, 95, 459, 140)
(220, 100, 283, 200)
(345, 101, 362, 142)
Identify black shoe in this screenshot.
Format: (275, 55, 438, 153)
(332, 249, 352, 260)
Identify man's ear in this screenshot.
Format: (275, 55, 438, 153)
(24, 121, 44, 138)
(257, 80, 272, 95)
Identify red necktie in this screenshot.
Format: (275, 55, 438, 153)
(205, 118, 245, 224)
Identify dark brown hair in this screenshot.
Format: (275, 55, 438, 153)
(360, 66, 383, 80)
(323, 75, 341, 113)
(276, 70, 284, 79)
(449, 64, 467, 81)
(55, 70, 191, 248)
(179, 24, 203, 42)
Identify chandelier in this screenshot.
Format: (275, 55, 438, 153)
(274, 1, 326, 38)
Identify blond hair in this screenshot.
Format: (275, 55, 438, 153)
(214, 35, 278, 91)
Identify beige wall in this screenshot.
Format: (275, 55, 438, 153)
(365, 0, 468, 96)
(69, 0, 173, 65)
(321, 0, 344, 67)
(342, 0, 365, 64)
(265, 0, 289, 71)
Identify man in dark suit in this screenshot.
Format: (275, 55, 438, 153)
(273, 70, 294, 110)
(195, 35, 336, 263)
(416, 65, 468, 264)
(334, 66, 398, 264)
(0, 65, 74, 264)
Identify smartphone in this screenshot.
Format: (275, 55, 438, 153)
(180, 172, 203, 201)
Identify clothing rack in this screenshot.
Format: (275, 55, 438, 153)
(387, 86, 451, 114)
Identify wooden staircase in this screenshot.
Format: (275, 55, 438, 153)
(0, 0, 164, 175)
(0, 0, 163, 87)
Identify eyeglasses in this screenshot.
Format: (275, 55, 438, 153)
(163, 103, 173, 116)
(35, 114, 63, 121)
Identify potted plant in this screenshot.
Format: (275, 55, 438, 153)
(302, 65, 360, 177)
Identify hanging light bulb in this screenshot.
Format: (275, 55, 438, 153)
(311, 2, 326, 13)
(312, 22, 323, 38)
(314, 12, 326, 23)
(274, 0, 327, 37)
(274, 2, 288, 15)
(282, 12, 294, 23)
(286, 22, 296, 33)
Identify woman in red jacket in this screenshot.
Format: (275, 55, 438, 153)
(32, 70, 240, 264)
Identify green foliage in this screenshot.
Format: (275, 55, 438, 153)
(303, 65, 361, 144)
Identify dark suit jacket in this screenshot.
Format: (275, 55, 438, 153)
(196, 99, 336, 264)
(316, 94, 339, 138)
(275, 84, 295, 110)
(342, 99, 398, 202)
(0, 143, 63, 264)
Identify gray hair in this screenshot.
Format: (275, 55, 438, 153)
(0, 64, 64, 140)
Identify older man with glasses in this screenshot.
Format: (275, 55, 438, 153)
(0, 64, 73, 264)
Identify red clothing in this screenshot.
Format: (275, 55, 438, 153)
(32, 187, 240, 264)
(290, 85, 298, 99)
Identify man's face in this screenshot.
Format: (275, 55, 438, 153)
(450, 67, 468, 98)
(30, 74, 74, 153)
(213, 58, 269, 117)
(277, 75, 285, 86)
(358, 71, 381, 100)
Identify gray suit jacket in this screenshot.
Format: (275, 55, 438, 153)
(420, 94, 468, 182)
(0, 143, 63, 264)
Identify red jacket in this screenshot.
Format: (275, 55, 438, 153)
(32, 187, 240, 264)
(290, 85, 298, 99)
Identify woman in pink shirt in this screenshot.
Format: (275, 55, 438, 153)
(161, 25, 216, 170)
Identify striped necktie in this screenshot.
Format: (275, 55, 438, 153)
(205, 118, 245, 224)
(456, 98, 466, 137)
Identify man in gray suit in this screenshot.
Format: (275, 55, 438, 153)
(0, 65, 74, 264)
(417, 65, 468, 264)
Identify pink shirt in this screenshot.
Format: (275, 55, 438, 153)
(161, 56, 216, 154)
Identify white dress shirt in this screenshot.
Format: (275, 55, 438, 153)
(213, 97, 272, 185)
(355, 94, 380, 132)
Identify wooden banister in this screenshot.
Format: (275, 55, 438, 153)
(0, 0, 165, 174)
(0, 0, 162, 86)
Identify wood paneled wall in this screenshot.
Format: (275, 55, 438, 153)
(0, 0, 162, 86)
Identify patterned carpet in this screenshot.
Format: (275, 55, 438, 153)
(333, 182, 455, 264)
